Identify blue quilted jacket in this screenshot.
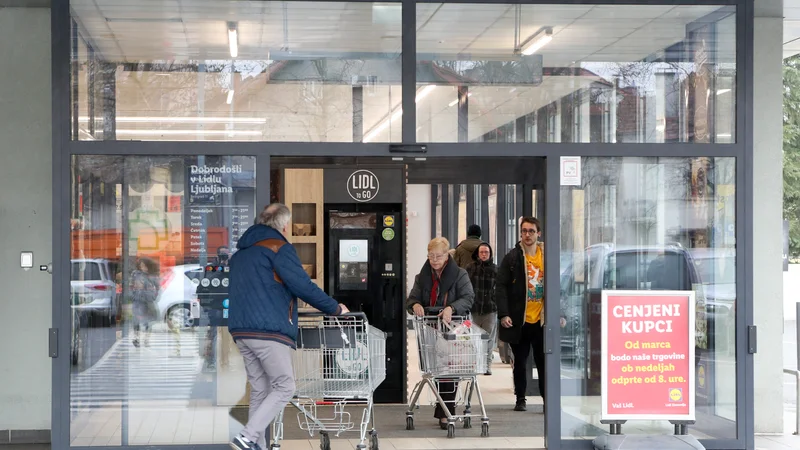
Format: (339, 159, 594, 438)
(228, 224, 341, 348)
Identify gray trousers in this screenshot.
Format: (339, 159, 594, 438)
(236, 339, 296, 446)
(472, 312, 498, 369)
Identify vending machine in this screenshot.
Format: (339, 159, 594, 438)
(322, 167, 406, 403)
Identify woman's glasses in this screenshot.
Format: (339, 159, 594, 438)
(427, 253, 447, 261)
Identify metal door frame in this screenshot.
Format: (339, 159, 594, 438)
(51, 0, 754, 448)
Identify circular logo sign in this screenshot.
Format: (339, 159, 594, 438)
(348, 245, 360, 257)
(335, 342, 370, 375)
(347, 170, 379, 202)
(222, 299, 230, 308)
(201, 278, 210, 287)
(382, 228, 395, 241)
(383, 215, 394, 227)
(222, 278, 229, 287)
(211, 278, 221, 287)
(668, 388, 683, 402)
(191, 278, 200, 286)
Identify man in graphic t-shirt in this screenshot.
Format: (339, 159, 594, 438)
(496, 217, 565, 412)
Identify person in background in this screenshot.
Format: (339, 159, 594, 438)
(407, 237, 475, 429)
(466, 242, 498, 375)
(228, 203, 349, 450)
(202, 245, 231, 369)
(130, 258, 159, 348)
(214, 245, 231, 266)
(454, 224, 483, 269)
(497, 217, 565, 412)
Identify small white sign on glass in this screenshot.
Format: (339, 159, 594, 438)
(560, 156, 581, 186)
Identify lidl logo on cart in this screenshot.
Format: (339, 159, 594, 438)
(336, 342, 370, 375)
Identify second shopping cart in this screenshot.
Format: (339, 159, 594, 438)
(406, 309, 491, 438)
(270, 312, 386, 450)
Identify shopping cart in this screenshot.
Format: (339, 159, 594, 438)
(270, 312, 386, 450)
(406, 309, 490, 438)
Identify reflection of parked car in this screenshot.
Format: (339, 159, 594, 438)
(156, 264, 203, 330)
(559, 244, 705, 372)
(71, 259, 118, 326)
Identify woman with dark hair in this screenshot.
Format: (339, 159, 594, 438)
(130, 258, 159, 348)
(407, 237, 475, 428)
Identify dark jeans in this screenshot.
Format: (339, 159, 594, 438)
(510, 322, 545, 402)
(433, 380, 457, 419)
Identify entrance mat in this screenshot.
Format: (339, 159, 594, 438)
(230, 404, 546, 439)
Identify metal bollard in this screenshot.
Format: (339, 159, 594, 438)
(786, 369, 800, 435)
(796, 303, 800, 374)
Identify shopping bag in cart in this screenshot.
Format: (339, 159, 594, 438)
(435, 320, 483, 372)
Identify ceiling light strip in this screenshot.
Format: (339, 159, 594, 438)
(520, 27, 553, 56)
(78, 116, 266, 124)
(116, 130, 262, 136)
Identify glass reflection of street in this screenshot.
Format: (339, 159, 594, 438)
(69, 155, 256, 446)
(70, 318, 205, 410)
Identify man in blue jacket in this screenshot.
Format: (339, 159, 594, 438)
(228, 203, 349, 450)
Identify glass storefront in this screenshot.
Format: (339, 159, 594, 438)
(558, 156, 737, 440)
(55, 0, 751, 448)
(415, 4, 736, 143)
(70, 1, 402, 142)
(70, 155, 256, 446)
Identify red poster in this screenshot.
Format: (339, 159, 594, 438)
(168, 196, 182, 213)
(602, 291, 695, 421)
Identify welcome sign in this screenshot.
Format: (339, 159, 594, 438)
(601, 290, 696, 421)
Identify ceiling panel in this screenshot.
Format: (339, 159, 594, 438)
(72, 0, 733, 70)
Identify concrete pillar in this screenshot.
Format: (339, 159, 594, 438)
(753, 0, 784, 435)
(0, 6, 52, 437)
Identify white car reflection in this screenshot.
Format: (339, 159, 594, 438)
(71, 258, 118, 327)
(156, 264, 203, 330)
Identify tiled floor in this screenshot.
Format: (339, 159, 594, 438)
(60, 328, 800, 449)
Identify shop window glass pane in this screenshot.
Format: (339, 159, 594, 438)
(416, 4, 736, 144)
(559, 157, 737, 440)
(70, 1, 401, 142)
(70, 155, 256, 446)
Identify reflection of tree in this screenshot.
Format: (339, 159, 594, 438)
(269, 59, 361, 141)
(560, 157, 722, 251)
(431, 58, 543, 85)
(588, 58, 724, 144)
(91, 58, 383, 141)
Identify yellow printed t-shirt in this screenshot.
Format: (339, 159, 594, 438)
(524, 245, 544, 324)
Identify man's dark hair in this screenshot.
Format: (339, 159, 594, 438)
(467, 224, 482, 237)
(521, 217, 541, 233)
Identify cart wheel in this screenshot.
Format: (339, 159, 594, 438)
(447, 423, 455, 439)
(481, 423, 490, 437)
(370, 432, 379, 450)
(405, 416, 415, 431)
(463, 417, 472, 429)
(320, 432, 331, 450)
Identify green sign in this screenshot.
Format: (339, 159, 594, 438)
(381, 228, 395, 241)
